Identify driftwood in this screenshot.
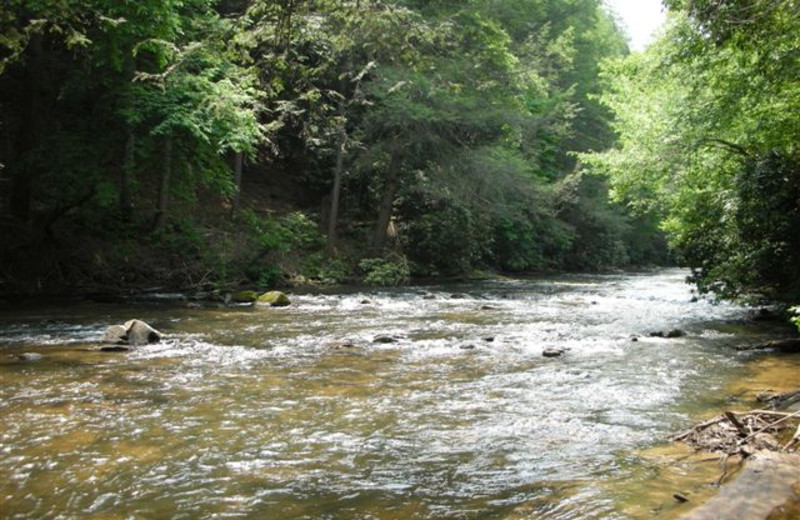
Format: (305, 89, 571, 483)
(671, 409, 800, 455)
(735, 338, 800, 352)
(757, 389, 800, 409)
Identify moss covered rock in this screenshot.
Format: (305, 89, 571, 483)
(232, 290, 259, 303)
(258, 291, 291, 307)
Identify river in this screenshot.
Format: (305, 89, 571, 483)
(0, 269, 797, 519)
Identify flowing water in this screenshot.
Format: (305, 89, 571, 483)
(0, 269, 797, 519)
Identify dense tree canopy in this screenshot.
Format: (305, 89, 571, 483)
(0, 0, 673, 291)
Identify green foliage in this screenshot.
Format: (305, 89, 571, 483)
(359, 257, 411, 286)
(0, 0, 668, 292)
(583, 4, 800, 301)
(398, 195, 489, 276)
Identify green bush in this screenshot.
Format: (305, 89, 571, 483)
(359, 257, 410, 286)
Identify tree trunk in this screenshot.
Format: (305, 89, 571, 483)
(153, 134, 172, 231)
(372, 154, 401, 251)
(232, 151, 243, 215)
(326, 118, 347, 256)
(9, 33, 44, 223)
(120, 132, 135, 221)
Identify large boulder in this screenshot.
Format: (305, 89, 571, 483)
(258, 291, 291, 307)
(102, 324, 128, 344)
(125, 319, 162, 345)
(102, 320, 162, 346)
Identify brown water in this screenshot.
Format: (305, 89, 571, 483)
(0, 269, 796, 519)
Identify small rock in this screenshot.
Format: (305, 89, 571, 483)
(483, 336, 495, 343)
(422, 294, 437, 300)
(666, 329, 686, 338)
(450, 293, 469, 299)
(373, 335, 398, 344)
(17, 352, 43, 361)
(591, 300, 598, 305)
(630, 336, 639, 342)
(673, 493, 689, 503)
(257, 291, 291, 307)
(649, 331, 665, 338)
(460, 344, 476, 350)
(360, 299, 371, 305)
(690, 296, 699, 303)
(480, 305, 496, 311)
(332, 341, 357, 349)
(543, 348, 564, 358)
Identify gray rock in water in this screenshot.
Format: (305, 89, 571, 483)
(102, 320, 162, 346)
(543, 348, 564, 358)
(102, 324, 128, 344)
(373, 335, 398, 344)
(460, 344, 477, 350)
(124, 319, 162, 345)
(666, 329, 686, 338)
(17, 352, 43, 361)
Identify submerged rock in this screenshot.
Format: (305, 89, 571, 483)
(373, 335, 398, 344)
(100, 345, 130, 353)
(649, 329, 687, 339)
(258, 291, 291, 307)
(17, 352, 43, 362)
(460, 344, 477, 350)
(543, 348, 565, 358)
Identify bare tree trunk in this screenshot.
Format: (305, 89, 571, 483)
(232, 151, 243, 215)
(372, 154, 400, 251)
(120, 132, 135, 221)
(326, 117, 347, 255)
(154, 134, 172, 231)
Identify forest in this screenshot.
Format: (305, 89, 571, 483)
(0, 0, 798, 309)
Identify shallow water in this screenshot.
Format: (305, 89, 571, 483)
(0, 269, 796, 519)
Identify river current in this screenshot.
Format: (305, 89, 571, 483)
(0, 269, 794, 519)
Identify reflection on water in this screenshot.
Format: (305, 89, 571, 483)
(0, 269, 796, 519)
